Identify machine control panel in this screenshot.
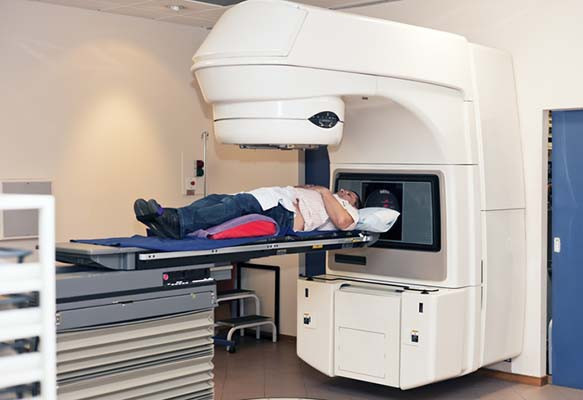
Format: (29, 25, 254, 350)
(302, 312, 315, 328)
(411, 330, 420, 343)
(162, 268, 211, 288)
(309, 111, 340, 128)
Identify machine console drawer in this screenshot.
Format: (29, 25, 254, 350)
(334, 285, 401, 387)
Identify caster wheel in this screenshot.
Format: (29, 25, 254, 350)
(227, 346, 236, 354)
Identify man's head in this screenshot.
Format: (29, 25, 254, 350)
(337, 188, 362, 209)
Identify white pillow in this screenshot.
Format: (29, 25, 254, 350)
(356, 207, 400, 232)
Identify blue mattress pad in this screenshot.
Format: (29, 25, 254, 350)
(73, 229, 362, 253)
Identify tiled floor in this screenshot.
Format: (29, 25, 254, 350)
(212, 338, 583, 400)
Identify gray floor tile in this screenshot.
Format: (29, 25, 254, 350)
(515, 383, 583, 400)
(478, 386, 525, 400)
(213, 337, 583, 400)
(265, 360, 304, 374)
(264, 382, 307, 398)
(407, 375, 500, 400)
(302, 364, 334, 386)
(214, 379, 224, 400)
(214, 369, 227, 385)
(226, 368, 265, 383)
(227, 357, 266, 374)
(339, 379, 418, 400)
(222, 374, 265, 400)
(551, 385, 583, 400)
(305, 383, 354, 400)
(214, 360, 228, 374)
(265, 370, 305, 383)
(265, 371, 306, 398)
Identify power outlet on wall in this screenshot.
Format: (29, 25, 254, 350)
(185, 177, 197, 196)
(182, 152, 195, 196)
(181, 152, 205, 196)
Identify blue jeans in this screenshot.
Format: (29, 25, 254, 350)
(177, 193, 294, 237)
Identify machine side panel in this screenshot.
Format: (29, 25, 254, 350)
(194, 0, 474, 99)
(195, 66, 376, 104)
(328, 80, 477, 165)
(296, 278, 339, 376)
(57, 292, 215, 332)
(400, 288, 470, 389)
(481, 209, 526, 366)
(194, 0, 307, 60)
(471, 44, 525, 211)
(289, 4, 472, 97)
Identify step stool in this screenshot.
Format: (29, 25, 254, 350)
(216, 288, 277, 353)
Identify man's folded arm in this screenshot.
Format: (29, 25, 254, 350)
(312, 187, 355, 230)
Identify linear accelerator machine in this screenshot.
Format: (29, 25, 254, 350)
(192, 0, 526, 390)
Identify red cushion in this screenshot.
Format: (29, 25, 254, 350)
(209, 220, 277, 239)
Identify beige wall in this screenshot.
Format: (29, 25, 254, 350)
(350, 0, 583, 377)
(0, 0, 299, 335)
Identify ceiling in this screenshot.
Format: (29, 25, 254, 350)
(31, 0, 393, 29)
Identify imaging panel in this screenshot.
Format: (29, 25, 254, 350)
(335, 173, 440, 251)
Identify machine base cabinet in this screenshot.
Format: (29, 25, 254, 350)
(297, 277, 473, 389)
(334, 285, 400, 387)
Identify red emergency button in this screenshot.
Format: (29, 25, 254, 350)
(162, 273, 169, 281)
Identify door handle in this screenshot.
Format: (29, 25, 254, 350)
(554, 237, 561, 253)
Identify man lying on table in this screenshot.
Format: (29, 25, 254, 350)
(134, 185, 362, 240)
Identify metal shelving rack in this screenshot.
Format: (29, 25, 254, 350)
(0, 195, 56, 400)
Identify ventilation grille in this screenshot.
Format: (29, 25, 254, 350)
(57, 310, 214, 400)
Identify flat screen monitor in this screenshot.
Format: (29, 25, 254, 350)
(334, 173, 441, 252)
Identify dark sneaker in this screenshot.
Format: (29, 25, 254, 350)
(133, 198, 182, 239)
(133, 198, 159, 223)
(133, 198, 163, 237)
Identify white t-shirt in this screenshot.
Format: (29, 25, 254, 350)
(247, 186, 359, 231)
(246, 186, 296, 213)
